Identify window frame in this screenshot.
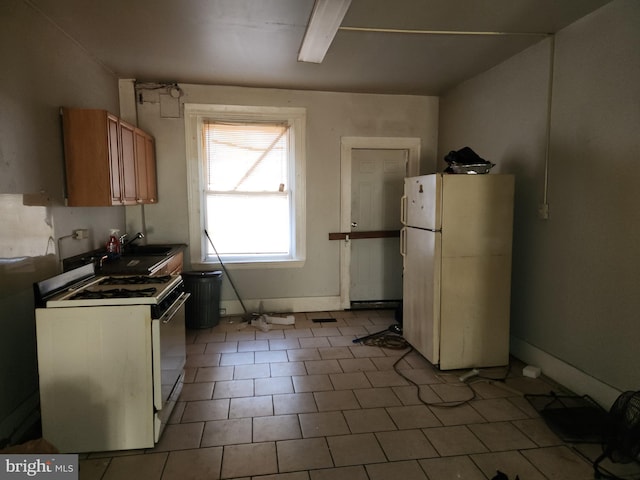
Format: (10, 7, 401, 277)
(185, 103, 306, 268)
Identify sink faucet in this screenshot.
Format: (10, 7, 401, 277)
(121, 232, 145, 252)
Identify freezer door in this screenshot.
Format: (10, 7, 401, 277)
(402, 226, 441, 364)
(404, 175, 442, 230)
(441, 174, 514, 257)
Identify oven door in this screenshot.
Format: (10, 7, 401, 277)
(151, 292, 189, 441)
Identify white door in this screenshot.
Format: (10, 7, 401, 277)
(349, 149, 407, 303)
(339, 137, 421, 309)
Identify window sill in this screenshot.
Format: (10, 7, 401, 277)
(192, 259, 305, 270)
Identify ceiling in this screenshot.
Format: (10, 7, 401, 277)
(28, 0, 612, 96)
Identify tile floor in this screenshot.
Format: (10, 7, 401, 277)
(77, 310, 636, 480)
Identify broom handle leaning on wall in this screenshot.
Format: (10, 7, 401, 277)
(204, 229, 249, 315)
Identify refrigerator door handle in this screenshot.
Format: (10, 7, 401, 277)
(400, 227, 407, 258)
(400, 194, 407, 226)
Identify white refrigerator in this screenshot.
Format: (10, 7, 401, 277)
(400, 173, 515, 370)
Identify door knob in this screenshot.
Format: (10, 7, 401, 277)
(351, 222, 358, 228)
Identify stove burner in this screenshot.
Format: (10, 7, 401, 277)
(70, 287, 157, 300)
(99, 276, 172, 285)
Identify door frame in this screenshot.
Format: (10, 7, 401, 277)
(339, 136, 421, 309)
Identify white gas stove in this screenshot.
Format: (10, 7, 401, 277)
(34, 264, 189, 453)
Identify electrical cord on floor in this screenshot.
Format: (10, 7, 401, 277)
(361, 333, 410, 350)
(362, 332, 477, 408)
(371, 334, 632, 478)
(476, 362, 512, 382)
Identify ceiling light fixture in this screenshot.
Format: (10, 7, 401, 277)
(298, 0, 352, 63)
(339, 26, 551, 37)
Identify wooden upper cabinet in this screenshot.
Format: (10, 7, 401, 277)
(62, 108, 158, 206)
(134, 128, 158, 204)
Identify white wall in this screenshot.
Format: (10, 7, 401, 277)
(132, 85, 439, 311)
(0, 0, 121, 443)
(438, 0, 640, 406)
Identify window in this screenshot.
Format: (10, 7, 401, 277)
(185, 104, 306, 267)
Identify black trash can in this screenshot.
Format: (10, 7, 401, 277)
(181, 271, 223, 329)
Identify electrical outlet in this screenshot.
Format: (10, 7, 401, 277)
(73, 229, 89, 239)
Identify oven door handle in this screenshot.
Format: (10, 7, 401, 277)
(160, 292, 190, 324)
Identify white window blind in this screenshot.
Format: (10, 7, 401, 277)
(204, 121, 289, 193)
(203, 121, 292, 257)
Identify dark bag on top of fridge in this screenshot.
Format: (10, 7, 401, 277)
(444, 147, 495, 174)
(444, 146, 488, 165)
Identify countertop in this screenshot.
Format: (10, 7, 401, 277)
(62, 244, 186, 275)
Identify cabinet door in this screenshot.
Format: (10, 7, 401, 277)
(107, 114, 123, 205)
(134, 129, 158, 204)
(134, 129, 149, 203)
(144, 134, 158, 203)
(119, 121, 138, 205)
(151, 252, 183, 276)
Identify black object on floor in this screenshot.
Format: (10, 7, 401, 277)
(492, 471, 520, 480)
(352, 323, 402, 344)
(593, 390, 640, 479)
(525, 393, 608, 443)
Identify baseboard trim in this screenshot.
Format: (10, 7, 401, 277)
(220, 296, 342, 317)
(350, 300, 401, 310)
(510, 335, 621, 409)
